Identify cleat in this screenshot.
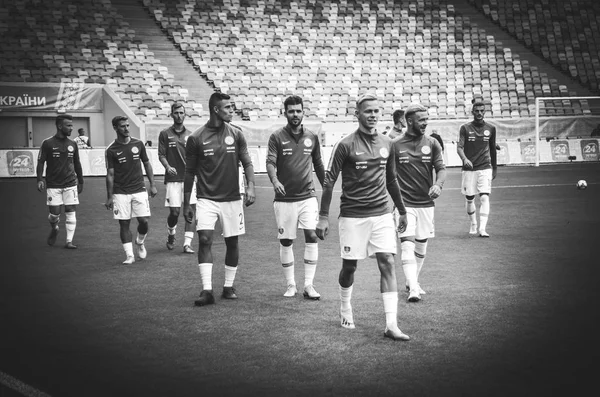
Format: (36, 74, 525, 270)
(222, 286, 238, 299)
(47, 226, 59, 246)
(123, 256, 135, 265)
(303, 284, 321, 300)
(64, 242, 77, 249)
(407, 289, 421, 302)
(340, 308, 355, 329)
(183, 245, 194, 254)
(166, 234, 175, 250)
(479, 230, 490, 238)
(469, 224, 478, 235)
(384, 327, 410, 341)
(283, 284, 297, 297)
(194, 290, 215, 306)
(136, 242, 147, 259)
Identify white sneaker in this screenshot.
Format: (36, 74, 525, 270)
(384, 326, 410, 341)
(136, 242, 147, 259)
(479, 230, 490, 238)
(123, 256, 135, 265)
(340, 307, 355, 329)
(283, 284, 297, 297)
(469, 223, 478, 235)
(303, 284, 321, 300)
(407, 289, 421, 302)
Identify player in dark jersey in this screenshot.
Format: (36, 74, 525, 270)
(266, 95, 326, 299)
(36, 114, 84, 249)
(457, 99, 498, 237)
(392, 104, 447, 303)
(105, 116, 158, 264)
(384, 109, 406, 139)
(316, 94, 410, 341)
(183, 92, 256, 306)
(158, 102, 196, 254)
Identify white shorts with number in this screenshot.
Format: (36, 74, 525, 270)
(461, 169, 493, 196)
(164, 182, 197, 207)
(396, 207, 435, 240)
(339, 213, 397, 260)
(47, 186, 79, 206)
(274, 197, 318, 240)
(113, 192, 151, 220)
(196, 198, 245, 238)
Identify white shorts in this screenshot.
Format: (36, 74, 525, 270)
(339, 213, 397, 260)
(113, 192, 151, 220)
(46, 186, 79, 206)
(396, 207, 435, 240)
(164, 182, 197, 207)
(196, 198, 245, 238)
(461, 169, 493, 196)
(274, 197, 319, 240)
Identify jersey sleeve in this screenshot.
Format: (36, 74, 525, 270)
(457, 125, 467, 150)
(185, 135, 199, 175)
(323, 139, 347, 189)
(37, 140, 48, 162)
(432, 139, 446, 172)
(157, 130, 168, 162)
(265, 133, 278, 167)
(105, 148, 114, 170)
(139, 141, 149, 163)
(237, 130, 253, 169)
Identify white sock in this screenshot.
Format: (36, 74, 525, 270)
(168, 224, 176, 235)
(184, 231, 194, 247)
(224, 265, 237, 287)
(414, 240, 428, 279)
(401, 241, 418, 290)
(280, 244, 295, 285)
(48, 213, 59, 229)
(65, 211, 76, 243)
(136, 233, 147, 245)
(198, 263, 213, 290)
(304, 242, 318, 287)
(339, 285, 353, 311)
(466, 199, 477, 225)
(382, 291, 399, 329)
(123, 242, 134, 258)
(479, 195, 490, 231)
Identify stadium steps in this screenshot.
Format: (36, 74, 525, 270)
(110, 0, 214, 108)
(451, 0, 595, 97)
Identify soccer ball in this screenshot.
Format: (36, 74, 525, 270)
(577, 180, 587, 190)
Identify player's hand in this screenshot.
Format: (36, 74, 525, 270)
(492, 167, 498, 180)
(463, 159, 473, 169)
(245, 184, 256, 207)
(184, 205, 194, 223)
(396, 213, 407, 235)
(429, 184, 442, 199)
(167, 166, 177, 176)
(105, 196, 114, 211)
(273, 181, 286, 196)
(78, 183, 84, 194)
(149, 185, 158, 198)
(37, 180, 45, 192)
(316, 216, 329, 240)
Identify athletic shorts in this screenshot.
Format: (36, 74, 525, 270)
(164, 181, 197, 207)
(396, 207, 435, 240)
(338, 213, 397, 260)
(46, 186, 79, 206)
(273, 197, 318, 240)
(461, 169, 493, 196)
(113, 192, 151, 220)
(196, 198, 245, 238)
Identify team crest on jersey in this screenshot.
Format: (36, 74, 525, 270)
(132, 146, 139, 154)
(278, 227, 284, 234)
(379, 148, 389, 158)
(114, 209, 119, 215)
(67, 145, 74, 152)
(484, 130, 491, 136)
(225, 136, 234, 145)
(344, 246, 351, 253)
(304, 138, 312, 147)
(421, 146, 431, 155)
(48, 196, 52, 202)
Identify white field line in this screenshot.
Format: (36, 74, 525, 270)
(0, 371, 52, 397)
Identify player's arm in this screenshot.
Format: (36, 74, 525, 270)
(158, 131, 176, 176)
(490, 126, 498, 179)
(36, 142, 47, 191)
(139, 143, 157, 197)
(429, 140, 446, 199)
(386, 148, 407, 233)
(312, 136, 326, 187)
(73, 146, 84, 194)
(266, 134, 285, 196)
(316, 142, 344, 240)
(183, 136, 198, 221)
(105, 167, 115, 210)
(456, 126, 472, 169)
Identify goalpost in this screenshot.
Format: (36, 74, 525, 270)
(534, 96, 600, 166)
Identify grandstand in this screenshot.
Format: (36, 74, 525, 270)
(1, 0, 600, 160)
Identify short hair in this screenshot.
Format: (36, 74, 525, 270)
(170, 102, 185, 113)
(55, 114, 73, 127)
(392, 109, 405, 124)
(112, 115, 128, 128)
(472, 98, 485, 108)
(208, 92, 231, 114)
(78, 128, 84, 134)
(404, 103, 428, 119)
(283, 95, 303, 111)
(356, 93, 378, 109)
